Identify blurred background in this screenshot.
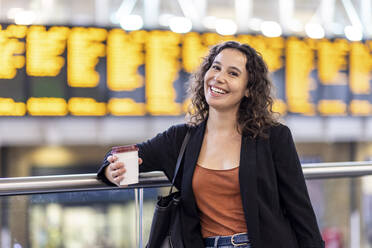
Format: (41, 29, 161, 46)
(0, 0, 372, 247)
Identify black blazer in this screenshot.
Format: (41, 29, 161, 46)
(98, 121, 325, 248)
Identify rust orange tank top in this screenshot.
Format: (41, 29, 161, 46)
(192, 164, 248, 238)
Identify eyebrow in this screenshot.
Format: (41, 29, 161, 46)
(213, 61, 242, 74)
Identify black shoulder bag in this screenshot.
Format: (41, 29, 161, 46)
(146, 130, 191, 248)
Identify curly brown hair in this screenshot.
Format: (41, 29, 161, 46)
(186, 41, 279, 138)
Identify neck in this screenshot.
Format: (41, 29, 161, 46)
(206, 108, 240, 135)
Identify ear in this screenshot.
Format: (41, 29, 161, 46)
(244, 89, 249, 97)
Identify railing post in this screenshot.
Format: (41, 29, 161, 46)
(139, 188, 144, 248)
(134, 188, 144, 248)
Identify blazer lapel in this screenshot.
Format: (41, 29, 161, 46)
(182, 121, 206, 207)
(181, 122, 206, 248)
(239, 135, 260, 248)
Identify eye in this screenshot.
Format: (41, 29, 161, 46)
(229, 71, 239, 77)
(211, 64, 220, 70)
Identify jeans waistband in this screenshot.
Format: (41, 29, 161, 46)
(204, 232, 250, 247)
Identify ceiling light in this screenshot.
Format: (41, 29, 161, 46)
(344, 25, 363, 41)
(305, 23, 325, 39)
(169, 17, 192, 33)
(261, 21, 282, 37)
(215, 19, 237, 36)
(119, 15, 143, 31)
(14, 10, 36, 25)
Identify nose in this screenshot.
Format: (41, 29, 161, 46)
(213, 71, 227, 83)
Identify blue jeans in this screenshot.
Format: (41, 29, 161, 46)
(204, 233, 252, 248)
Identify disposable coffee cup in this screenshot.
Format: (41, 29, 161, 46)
(111, 145, 139, 185)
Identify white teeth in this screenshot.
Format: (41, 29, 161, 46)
(210, 86, 227, 94)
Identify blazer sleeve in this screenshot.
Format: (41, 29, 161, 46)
(271, 125, 325, 248)
(97, 150, 116, 186)
(97, 124, 188, 185)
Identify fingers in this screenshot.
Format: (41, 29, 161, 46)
(110, 161, 124, 171)
(111, 166, 126, 177)
(113, 174, 124, 185)
(111, 166, 126, 185)
(107, 155, 118, 163)
(110, 162, 125, 175)
(107, 155, 125, 185)
(138, 158, 143, 165)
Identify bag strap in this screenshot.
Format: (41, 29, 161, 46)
(169, 128, 191, 194)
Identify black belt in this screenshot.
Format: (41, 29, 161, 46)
(204, 232, 250, 247)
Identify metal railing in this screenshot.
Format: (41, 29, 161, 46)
(0, 171, 169, 196)
(1, 161, 372, 247)
(1, 161, 372, 196)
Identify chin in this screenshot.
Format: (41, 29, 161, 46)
(207, 100, 241, 113)
(207, 103, 231, 112)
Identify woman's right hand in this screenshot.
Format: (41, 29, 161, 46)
(105, 155, 143, 186)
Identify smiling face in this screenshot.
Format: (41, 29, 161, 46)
(203, 48, 249, 113)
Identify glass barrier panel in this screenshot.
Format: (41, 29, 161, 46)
(0, 187, 164, 248)
(307, 175, 372, 248)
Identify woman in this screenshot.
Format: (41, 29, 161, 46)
(98, 41, 325, 248)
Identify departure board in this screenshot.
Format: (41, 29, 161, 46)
(1, 23, 372, 116)
(106, 29, 146, 115)
(0, 24, 27, 116)
(317, 38, 349, 115)
(349, 41, 372, 115)
(286, 37, 317, 115)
